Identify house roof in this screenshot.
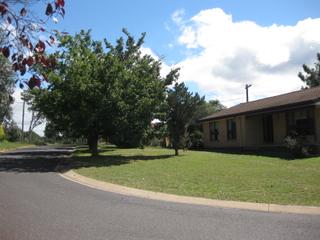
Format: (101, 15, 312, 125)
(200, 86, 320, 122)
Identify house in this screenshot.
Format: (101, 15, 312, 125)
(199, 86, 320, 151)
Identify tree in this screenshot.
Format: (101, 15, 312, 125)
(21, 90, 44, 141)
(30, 30, 114, 156)
(0, 0, 66, 88)
(30, 29, 175, 156)
(4, 121, 20, 142)
(298, 53, 320, 88)
(107, 30, 173, 147)
(187, 99, 225, 149)
(166, 81, 205, 156)
(0, 53, 14, 124)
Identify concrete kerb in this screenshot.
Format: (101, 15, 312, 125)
(59, 169, 320, 215)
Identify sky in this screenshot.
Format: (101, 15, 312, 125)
(11, 0, 320, 135)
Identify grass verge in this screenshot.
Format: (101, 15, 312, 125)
(72, 146, 320, 206)
(0, 142, 33, 152)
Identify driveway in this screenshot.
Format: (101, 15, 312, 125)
(0, 146, 319, 240)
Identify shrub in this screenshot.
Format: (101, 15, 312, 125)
(0, 124, 5, 142)
(187, 130, 204, 149)
(284, 133, 310, 158)
(4, 122, 20, 142)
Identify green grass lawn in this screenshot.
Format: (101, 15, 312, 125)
(0, 142, 33, 151)
(73, 146, 320, 206)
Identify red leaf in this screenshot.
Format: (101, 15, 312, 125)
(0, 2, 8, 15)
(1, 47, 10, 58)
(45, 3, 53, 16)
(19, 64, 26, 75)
(48, 57, 56, 67)
(39, 55, 48, 67)
(55, 0, 65, 7)
(28, 75, 41, 89)
(20, 7, 26, 16)
(12, 62, 19, 71)
(26, 56, 34, 66)
(35, 40, 46, 53)
(22, 58, 27, 66)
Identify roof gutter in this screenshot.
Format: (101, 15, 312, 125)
(198, 100, 319, 123)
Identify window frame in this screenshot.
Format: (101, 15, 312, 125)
(226, 118, 237, 140)
(286, 108, 315, 136)
(209, 121, 219, 142)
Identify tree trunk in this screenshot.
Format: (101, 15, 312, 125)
(87, 132, 99, 157)
(174, 148, 179, 156)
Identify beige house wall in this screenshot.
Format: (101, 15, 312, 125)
(245, 115, 264, 146)
(203, 117, 243, 148)
(202, 105, 319, 149)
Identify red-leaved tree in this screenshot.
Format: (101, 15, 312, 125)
(0, 0, 66, 88)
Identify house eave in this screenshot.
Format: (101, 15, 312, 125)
(199, 100, 319, 123)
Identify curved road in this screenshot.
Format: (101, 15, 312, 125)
(0, 146, 319, 240)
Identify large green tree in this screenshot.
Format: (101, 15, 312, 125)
(31, 29, 174, 156)
(106, 30, 173, 147)
(298, 53, 320, 88)
(166, 81, 205, 156)
(31, 30, 120, 155)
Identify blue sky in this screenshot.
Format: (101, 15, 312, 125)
(12, 0, 320, 134)
(54, 0, 320, 63)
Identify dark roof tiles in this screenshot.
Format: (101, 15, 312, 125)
(200, 86, 320, 121)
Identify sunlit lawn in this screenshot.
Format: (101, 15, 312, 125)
(73, 146, 320, 206)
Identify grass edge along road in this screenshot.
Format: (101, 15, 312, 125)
(73, 146, 320, 206)
(0, 142, 34, 152)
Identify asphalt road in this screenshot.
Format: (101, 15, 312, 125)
(0, 146, 319, 240)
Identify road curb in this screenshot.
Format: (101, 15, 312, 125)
(59, 170, 320, 215)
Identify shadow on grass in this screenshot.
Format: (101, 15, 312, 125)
(201, 147, 318, 160)
(69, 154, 173, 170)
(75, 149, 115, 155)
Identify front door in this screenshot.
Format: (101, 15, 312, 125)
(262, 115, 274, 143)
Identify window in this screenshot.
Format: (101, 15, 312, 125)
(209, 122, 219, 141)
(227, 119, 237, 140)
(286, 108, 315, 136)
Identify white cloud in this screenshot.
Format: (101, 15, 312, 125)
(172, 8, 320, 106)
(171, 9, 185, 25)
(12, 88, 45, 136)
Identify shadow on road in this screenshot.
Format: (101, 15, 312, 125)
(0, 146, 74, 173)
(0, 145, 174, 173)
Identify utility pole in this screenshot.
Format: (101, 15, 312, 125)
(21, 99, 25, 142)
(245, 84, 252, 102)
